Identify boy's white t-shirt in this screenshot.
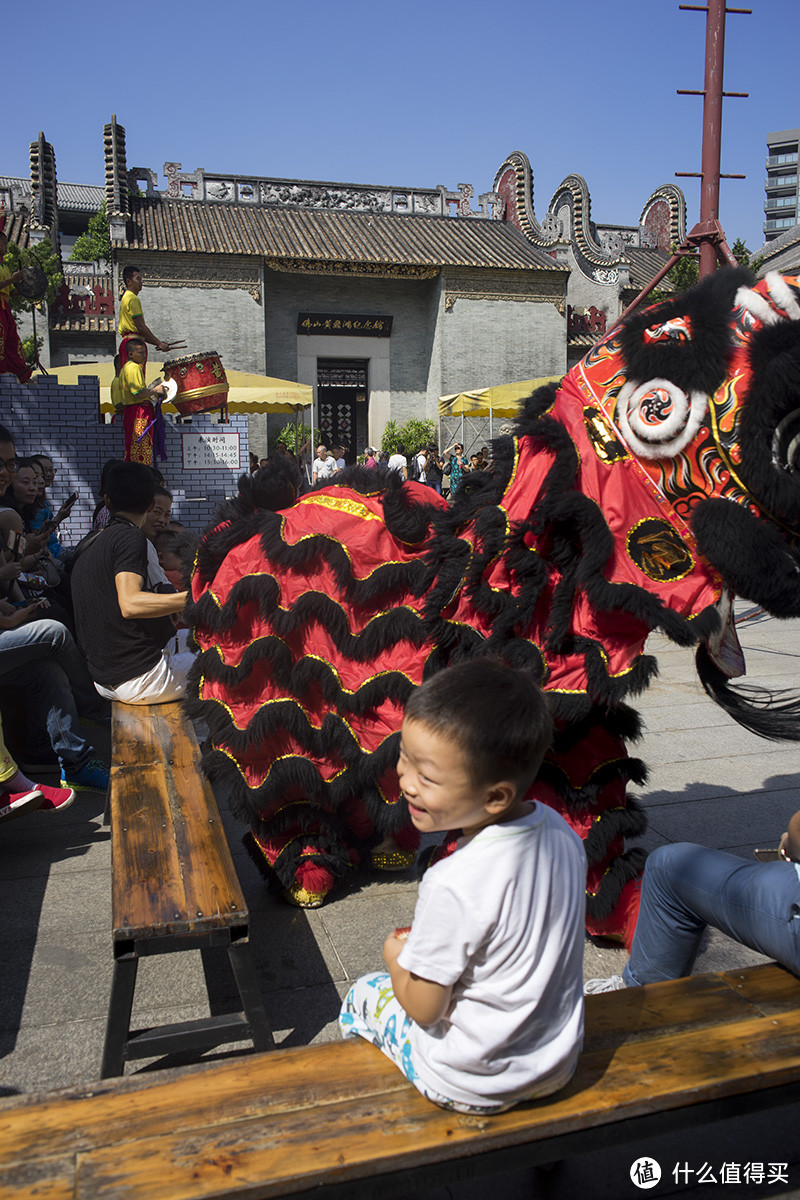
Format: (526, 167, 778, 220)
(397, 803, 586, 1107)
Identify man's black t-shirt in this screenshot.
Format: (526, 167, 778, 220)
(71, 518, 174, 688)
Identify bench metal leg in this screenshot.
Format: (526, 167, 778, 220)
(228, 935, 275, 1052)
(101, 946, 139, 1078)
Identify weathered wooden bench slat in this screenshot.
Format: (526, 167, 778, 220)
(2, 965, 795, 1160)
(102, 701, 273, 1076)
(111, 764, 192, 937)
(1, 966, 799, 1200)
(74, 1009, 800, 1200)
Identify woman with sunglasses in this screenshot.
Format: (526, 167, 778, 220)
(444, 442, 468, 499)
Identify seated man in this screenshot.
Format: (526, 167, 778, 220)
(70, 462, 188, 705)
(585, 814, 800, 991)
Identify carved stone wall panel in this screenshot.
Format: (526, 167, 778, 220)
(265, 257, 439, 280)
(443, 270, 565, 311)
(124, 252, 262, 297)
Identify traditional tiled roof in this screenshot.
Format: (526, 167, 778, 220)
(123, 199, 565, 272)
(0, 177, 103, 213)
(624, 247, 674, 292)
(755, 223, 800, 276)
(0, 206, 30, 248)
(57, 182, 105, 212)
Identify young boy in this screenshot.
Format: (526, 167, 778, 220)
(339, 659, 586, 1113)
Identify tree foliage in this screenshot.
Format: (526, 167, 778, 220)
(69, 203, 112, 264)
(645, 234, 764, 306)
(380, 417, 436, 456)
(731, 237, 764, 278)
(3, 239, 63, 312)
(274, 420, 312, 455)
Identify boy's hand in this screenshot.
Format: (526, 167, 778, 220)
(383, 932, 403, 967)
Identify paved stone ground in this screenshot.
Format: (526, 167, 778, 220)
(1, 604, 799, 1196)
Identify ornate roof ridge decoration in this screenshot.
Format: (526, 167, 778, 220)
(104, 115, 130, 241)
(639, 184, 686, 253)
(120, 157, 505, 220)
(28, 132, 60, 257)
(264, 257, 439, 280)
(494, 150, 686, 283)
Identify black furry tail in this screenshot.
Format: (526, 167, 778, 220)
(696, 643, 800, 741)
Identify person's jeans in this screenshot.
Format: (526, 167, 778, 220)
(624, 842, 800, 985)
(0, 619, 105, 771)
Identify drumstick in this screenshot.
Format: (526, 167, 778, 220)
(164, 341, 187, 350)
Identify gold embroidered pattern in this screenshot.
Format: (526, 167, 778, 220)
(299, 494, 384, 522)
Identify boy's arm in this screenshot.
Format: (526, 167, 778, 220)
(115, 572, 187, 619)
(383, 933, 452, 1026)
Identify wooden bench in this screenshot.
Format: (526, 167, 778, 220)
(2, 962, 799, 1199)
(101, 700, 274, 1078)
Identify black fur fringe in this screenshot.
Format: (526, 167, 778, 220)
(696, 643, 800, 741)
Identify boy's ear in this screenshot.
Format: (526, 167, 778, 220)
(485, 781, 518, 813)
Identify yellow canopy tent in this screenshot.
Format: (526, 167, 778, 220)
(438, 375, 563, 447)
(33, 363, 313, 415)
(438, 376, 563, 420)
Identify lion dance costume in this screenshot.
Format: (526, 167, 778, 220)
(188, 269, 800, 944)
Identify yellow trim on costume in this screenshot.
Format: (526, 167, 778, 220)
(300, 654, 419, 696)
(277, 513, 416, 580)
(590, 805, 626, 823)
(503, 437, 522, 497)
(299, 493, 384, 522)
(205, 633, 290, 671)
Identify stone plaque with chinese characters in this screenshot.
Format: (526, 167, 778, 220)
(181, 432, 241, 471)
(297, 314, 393, 337)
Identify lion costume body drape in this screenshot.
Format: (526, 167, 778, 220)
(188, 269, 800, 944)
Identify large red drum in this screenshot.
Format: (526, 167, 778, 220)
(163, 351, 229, 416)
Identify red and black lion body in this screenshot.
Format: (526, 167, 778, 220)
(188, 268, 800, 943)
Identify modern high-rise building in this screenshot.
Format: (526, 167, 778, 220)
(764, 128, 800, 241)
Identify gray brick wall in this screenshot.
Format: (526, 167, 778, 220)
(139, 285, 267, 376)
(0, 373, 249, 539)
(263, 267, 436, 388)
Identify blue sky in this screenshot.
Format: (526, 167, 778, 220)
(3, 0, 797, 253)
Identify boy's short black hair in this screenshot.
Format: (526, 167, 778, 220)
(0, 423, 15, 446)
(122, 265, 141, 284)
(154, 529, 198, 587)
(404, 658, 552, 794)
(106, 461, 156, 516)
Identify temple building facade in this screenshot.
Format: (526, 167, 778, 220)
(3, 124, 683, 455)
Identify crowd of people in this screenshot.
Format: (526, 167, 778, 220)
(251, 438, 493, 502)
(0, 430, 202, 823)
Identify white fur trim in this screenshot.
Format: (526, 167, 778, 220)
(616, 378, 708, 460)
(765, 271, 800, 321)
(735, 285, 781, 326)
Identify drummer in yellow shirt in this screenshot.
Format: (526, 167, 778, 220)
(118, 265, 175, 354)
(118, 338, 167, 465)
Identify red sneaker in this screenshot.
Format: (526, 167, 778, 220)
(0, 787, 44, 823)
(34, 783, 75, 812)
